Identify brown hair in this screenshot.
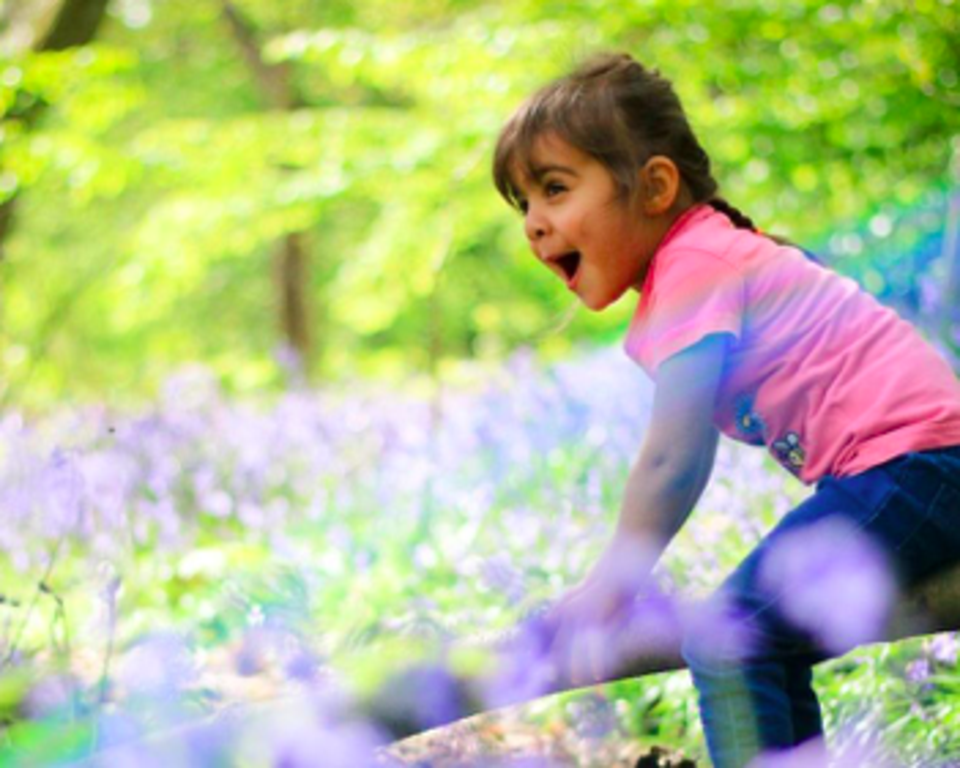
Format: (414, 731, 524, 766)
(493, 52, 758, 232)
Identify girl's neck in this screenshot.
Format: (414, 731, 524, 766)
(652, 187, 698, 251)
(632, 192, 701, 294)
(667, 184, 697, 223)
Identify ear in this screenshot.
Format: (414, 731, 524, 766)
(638, 156, 681, 215)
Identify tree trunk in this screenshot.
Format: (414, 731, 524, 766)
(0, 197, 17, 258)
(220, 1, 314, 372)
(37, 0, 111, 52)
(273, 231, 311, 371)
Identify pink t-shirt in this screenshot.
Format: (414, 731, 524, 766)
(625, 204, 960, 484)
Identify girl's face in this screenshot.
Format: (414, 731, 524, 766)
(513, 133, 666, 311)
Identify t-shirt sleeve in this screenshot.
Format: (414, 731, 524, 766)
(626, 249, 744, 375)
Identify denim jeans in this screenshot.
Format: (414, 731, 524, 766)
(681, 445, 960, 768)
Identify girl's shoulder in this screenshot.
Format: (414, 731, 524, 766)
(661, 205, 773, 267)
(654, 207, 766, 282)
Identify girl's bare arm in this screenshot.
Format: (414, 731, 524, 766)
(546, 335, 728, 684)
(587, 333, 728, 591)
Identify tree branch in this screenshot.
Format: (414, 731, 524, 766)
(0, 0, 112, 259)
(37, 0, 111, 52)
(219, 0, 302, 110)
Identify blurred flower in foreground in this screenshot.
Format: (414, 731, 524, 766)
(118, 632, 197, 702)
(89, 711, 238, 767)
(246, 695, 387, 768)
(905, 658, 931, 685)
(759, 517, 896, 655)
(93, 710, 142, 753)
(928, 632, 959, 665)
(23, 674, 80, 720)
(367, 661, 470, 735)
(681, 590, 757, 668)
(481, 613, 559, 709)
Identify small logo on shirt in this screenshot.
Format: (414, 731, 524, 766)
(734, 395, 766, 446)
(773, 431, 806, 473)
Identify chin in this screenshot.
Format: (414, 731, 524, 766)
(580, 297, 612, 312)
(579, 287, 624, 312)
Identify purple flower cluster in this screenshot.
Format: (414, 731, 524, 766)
(0, 347, 954, 764)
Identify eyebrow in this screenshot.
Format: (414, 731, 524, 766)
(529, 163, 578, 181)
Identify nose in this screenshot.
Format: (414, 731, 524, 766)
(524, 206, 548, 244)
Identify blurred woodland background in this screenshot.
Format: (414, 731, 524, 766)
(1, 5, 960, 765)
(1, 0, 958, 407)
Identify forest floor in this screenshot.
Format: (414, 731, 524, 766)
(381, 713, 697, 767)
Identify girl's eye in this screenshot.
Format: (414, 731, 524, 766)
(545, 182, 566, 197)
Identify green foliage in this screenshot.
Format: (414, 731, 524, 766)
(1, 0, 958, 405)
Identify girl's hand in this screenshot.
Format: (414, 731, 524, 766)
(544, 536, 656, 686)
(544, 580, 626, 687)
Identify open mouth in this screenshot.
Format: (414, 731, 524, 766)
(555, 251, 581, 284)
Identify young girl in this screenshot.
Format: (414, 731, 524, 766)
(492, 53, 960, 767)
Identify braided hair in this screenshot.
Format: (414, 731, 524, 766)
(705, 197, 757, 232)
